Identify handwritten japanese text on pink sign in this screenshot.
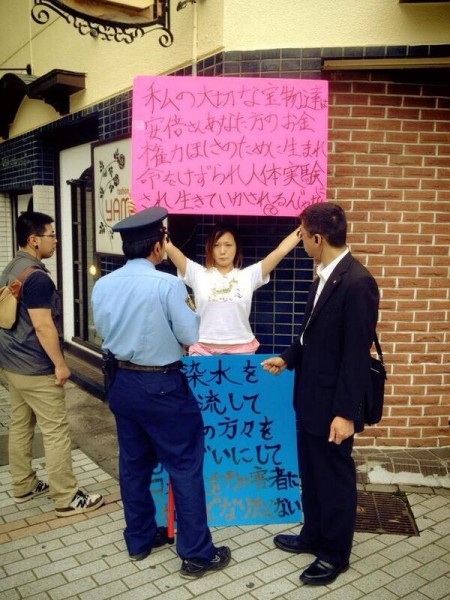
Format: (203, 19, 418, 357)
(132, 76, 328, 217)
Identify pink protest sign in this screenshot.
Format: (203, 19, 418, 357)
(132, 76, 328, 217)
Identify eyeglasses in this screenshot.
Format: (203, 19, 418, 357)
(36, 234, 57, 238)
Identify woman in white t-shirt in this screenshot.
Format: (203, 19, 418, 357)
(165, 222, 301, 355)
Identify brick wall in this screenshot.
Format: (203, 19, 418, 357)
(326, 71, 450, 448)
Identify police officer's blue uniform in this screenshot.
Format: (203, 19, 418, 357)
(92, 209, 218, 564)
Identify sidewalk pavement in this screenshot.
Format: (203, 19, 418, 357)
(1, 381, 450, 600)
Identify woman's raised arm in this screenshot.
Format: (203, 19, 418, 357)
(261, 227, 301, 278)
(165, 241, 187, 277)
(127, 199, 188, 276)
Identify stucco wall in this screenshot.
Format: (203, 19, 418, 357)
(0, 0, 225, 137)
(2, 1, 449, 139)
(223, 0, 450, 50)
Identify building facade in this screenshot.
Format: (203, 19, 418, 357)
(1, 0, 449, 449)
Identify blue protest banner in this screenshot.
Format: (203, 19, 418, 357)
(150, 354, 301, 527)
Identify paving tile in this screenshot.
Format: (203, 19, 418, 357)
(183, 571, 232, 596)
(385, 572, 433, 597)
(413, 558, 450, 581)
(425, 506, 450, 523)
(379, 539, 422, 561)
(2, 398, 450, 600)
(224, 556, 268, 580)
(351, 537, 387, 558)
(92, 560, 138, 584)
(1, 589, 21, 600)
(318, 584, 364, 600)
(405, 528, 443, 548)
(17, 574, 67, 597)
(218, 576, 264, 599)
(104, 551, 132, 568)
(356, 589, 397, 600)
(0, 548, 22, 566)
(34, 525, 79, 544)
(351, 569, 396, 594)
(110, 583, 163, 599)
(383, 555, 424, 578)
(148, 588, 194, 600)
(228, 540, 269, 561)
(189, 591, 226, 600)
(398, 593, 433, 600)
(47, 577, 97, 600)
(4, 551, 50, 575)
(79, 579, 129, 600)
(258, 546, 300, 567)
(351, 552, 393, 575)
(419, 495, 449, 510)
(87, 528, 123, 548)
(0, 569, 37, 592)
(71, 512, 117, 531)
(409, 543, 449, 564)
(97, 517, 125, 534)
(33, 557, 80, 579)
(46, 540, 89, 562)
(248, 577, 298, 599)
(284, 584, 327, 599)
(230, 526, 270, 546)
(253, 557, 298, 583)
(418, 576, 450, 600)
(63, 558, 110, 582)
(122, 564, 173, 589)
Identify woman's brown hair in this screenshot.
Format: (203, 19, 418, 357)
(204, 223, 243, 269)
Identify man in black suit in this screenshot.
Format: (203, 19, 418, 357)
(262, 202, 379, 586)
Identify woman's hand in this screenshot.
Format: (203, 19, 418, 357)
(128, 199, 136, 215)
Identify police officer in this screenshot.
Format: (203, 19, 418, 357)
(92, 207, 231, 578)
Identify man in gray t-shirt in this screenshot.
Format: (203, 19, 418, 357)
(0, 211, 104, 517)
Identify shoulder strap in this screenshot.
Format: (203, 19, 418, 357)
(13, 266, 41, 300)
(16, 266, 40, 284)
(374, 332, 384, 365)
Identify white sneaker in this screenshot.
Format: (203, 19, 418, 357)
(55, 489, 104, 517)
(15, 480, 50, 504)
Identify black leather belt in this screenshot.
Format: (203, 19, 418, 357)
(116, 360, 182, 372)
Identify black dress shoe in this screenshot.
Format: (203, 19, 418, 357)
(273, 534, 317, 555)
(300, 558, 349, 586)
(129, 526, 169, 561)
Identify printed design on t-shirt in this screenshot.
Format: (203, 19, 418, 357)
(208, 276, 242, 303)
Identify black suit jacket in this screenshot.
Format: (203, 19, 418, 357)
(281, 252, 379, 437)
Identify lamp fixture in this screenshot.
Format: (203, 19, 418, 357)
(0, 65, 33, 75)
(31, 0, 173, 46)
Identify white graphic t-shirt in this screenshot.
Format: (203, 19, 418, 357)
(182, 260, 269, 344)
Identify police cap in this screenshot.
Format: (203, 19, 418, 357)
(113, 207, 168, 242)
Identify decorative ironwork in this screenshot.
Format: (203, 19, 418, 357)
(177, 0, 196, 10)
(31, 0, 173, 47)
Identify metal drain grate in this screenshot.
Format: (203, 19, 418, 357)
(355, 491, 419, 536)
